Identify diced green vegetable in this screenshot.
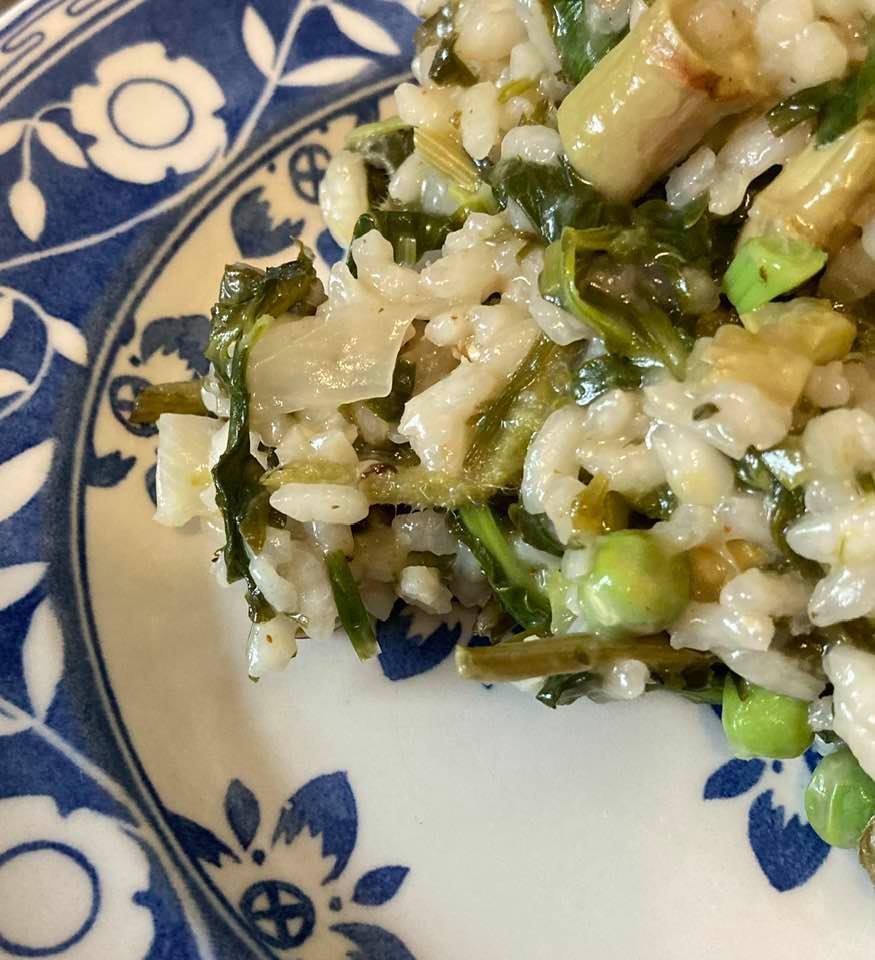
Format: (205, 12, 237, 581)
(452, 504, 551, 631)
(722, 675, 813, 759)
(210, 250, 323, 623)
(414, 126, 480, 193)
(630, 484, 677, 521)
(767, 483, 822, 579)
(131, 380, 207, 423)
(805, 748, 875, 848)
(722, 236, 827, 314)
(429, 39, 477, 86)
(325, 550, 379, 661)
(508, 503, 564, 556)
(364, 358, 416, 423)
(545, 0, 627, 85)
(576, 530, 690, 638)
(361, 464, 512, 508)
(573, 354, 645, 406)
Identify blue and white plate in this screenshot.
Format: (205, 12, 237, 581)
(1, 2, 874, 957)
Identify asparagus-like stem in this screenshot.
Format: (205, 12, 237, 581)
(741, 121, 875, 254)
(455, 632, 717, 682)
(557, 0, 766, 201)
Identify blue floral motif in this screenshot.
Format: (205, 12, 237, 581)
(170, 773, 413, 957)
(231, 186, 305, 258)
(377, 605, 462, 681)
(703, 742, 830, 891)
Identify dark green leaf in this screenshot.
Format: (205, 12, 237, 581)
(735, 448, 776, 493)
(325, 550, 378, 660)
(346, 118, 414, 206)
(429, 39, 477, 86)
(572, 354, 645, 406)
(451, 504, 552, 631)
(489, 157, 606, 244)
(545, 0, 627, 84)
(415, 1, 455, 52)
(767, 484, 822, 578)
(210, 250, 322, 622)
(364, 358, 416, 422)
(131, 379, 207, 423)
(767, 82, 839, 137)
(508, 503, 564, 556)
(536, 671, 600, 707)
(349, 209, 458, 272)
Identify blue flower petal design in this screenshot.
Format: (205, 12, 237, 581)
(231, 186, 303, 259)
(703, 758, 767, 800)
(272, 771, 357, 884)
(352, 865, 409, 906)
(747, 790, 830, 892)
(166, 812, 239, 868)
(224, 778, 260, 851)
(377, 606, 461, 681)
(139, 314, 210, 376)
(317, 227, 344, 266)
(331, 922, 417, 960)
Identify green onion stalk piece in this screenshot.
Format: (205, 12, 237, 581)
(805, 747, 875, 848)
(721, 675, 813, 759)
(722, 235, 827, 313)
(325, 550, 379, 661)
(130, 379, 207, 423)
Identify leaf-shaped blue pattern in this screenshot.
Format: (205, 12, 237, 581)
(331, 922, 417, 960)
(352, 865, 409, 905)
(377, 607, 461, 681)
(272, 771, 357, 884)
(224, 778, 260, 851)
(703, 758, 766, 800)
(231, 186, 303, 259)
(166, 812, 239, 868)
(139, 315, 210, 376)
(747, 790, 830, 891)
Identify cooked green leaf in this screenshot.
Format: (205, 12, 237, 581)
(325, 550, 379, 660)
(451, 504, 552, 631)
(508, 503, 564, 556)
(210, 250, 323, 622)
(346, 117, 414, 206)
(544, 0, 627, 84)
(364, 357, 416, 422)
(429, 39, 477, 86)
(349, 209, 457, 271)
(573, 354, 645, 406)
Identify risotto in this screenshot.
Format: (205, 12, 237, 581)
(137, 0, 875, 876)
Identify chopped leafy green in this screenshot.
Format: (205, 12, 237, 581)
(508, 503, 564, 556)
(325, 550, 379, 661)
(768, 24, 875, 146)
(767, 483, 822, 579)
(414, 0, 455, 52)
(489, 157, 606, 243)
(346, 117, 414, 206)
(429, 39, 477, 86)
(723, 235, 827, 314)
(541, 227, 689, 377)
(210, 251, 322, 622)
(573, 354, 645, 406)
(349, 209, 457, 271)
(131, 379, 207, 423)
(451, 504, 551, 631)
(364, 357, 416, 423)
(735, 448, 776, 494)
(470, 340, 576, 492)
(543, 0, 627, 85)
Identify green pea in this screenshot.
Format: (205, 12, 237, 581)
(577, 530, 690, 638)
(722, 675, 813, 759)
(805, 748, 875, 848)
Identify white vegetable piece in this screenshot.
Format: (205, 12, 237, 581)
(154, 413, 222, 527)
